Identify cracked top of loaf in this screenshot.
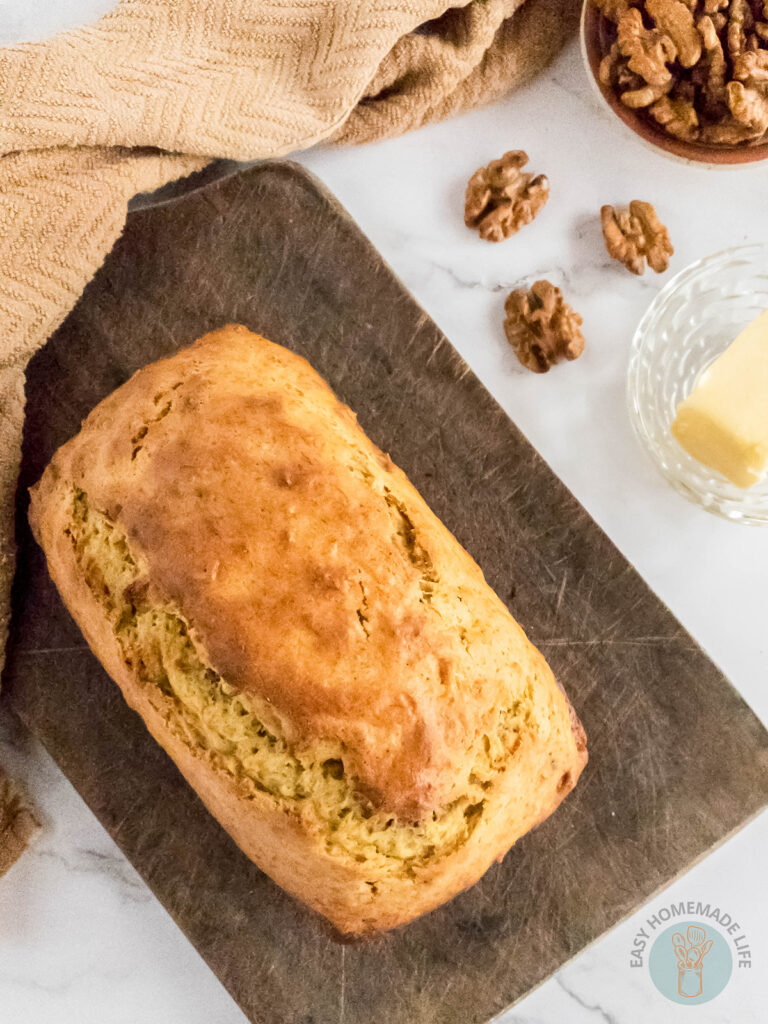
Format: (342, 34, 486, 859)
(29, 325, 585, 827)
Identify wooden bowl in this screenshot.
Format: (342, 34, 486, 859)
(580, 1, 768, 167)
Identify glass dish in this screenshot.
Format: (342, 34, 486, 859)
(627, 244, 768, 525)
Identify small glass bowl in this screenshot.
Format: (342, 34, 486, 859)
(627, 245, 768, 525)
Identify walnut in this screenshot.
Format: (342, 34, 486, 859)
(464, 151, 549, 243)
(599, 43, 621, 86)
(601, 201, 673, 275)
(700, 117, 762, 141)
(727, 79, 768, 129)
(733, 48, 768, 83)
(622, 80, 674, 107)
(601, 46, 648, 91)
(649, 94, 700, 138)
(698, 14, 719, 53)
(725, 46, 768, 132)
(698, 15, 728, 108)
(646, 0, 702, 66)
(618, 8, 677, 85)
(503, 281, 585, 374)
(593, 0, 632, 20)
(616, 59, 647, 89)
(728, 0, 753, 59)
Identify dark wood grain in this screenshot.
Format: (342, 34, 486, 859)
(3, 162, 767, 1024)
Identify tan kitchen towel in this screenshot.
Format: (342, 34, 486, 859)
(0, 763, 40, 878)
(0, 0, 580, 681)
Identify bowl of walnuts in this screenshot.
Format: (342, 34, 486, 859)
(581, 0, 768, 164)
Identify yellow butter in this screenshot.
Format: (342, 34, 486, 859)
(671, 309, 768, 489)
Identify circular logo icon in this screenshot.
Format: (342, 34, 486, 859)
(648, 921, 732, 1005)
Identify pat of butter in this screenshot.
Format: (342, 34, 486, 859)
(671, 309, 768, 489)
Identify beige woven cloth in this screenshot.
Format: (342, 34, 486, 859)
(0, 0, 579, 685)
(0, 764, 39, 878)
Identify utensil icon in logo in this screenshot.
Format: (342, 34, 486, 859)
(673, 926, 714, 997)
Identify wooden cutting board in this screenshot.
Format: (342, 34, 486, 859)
(3, 162, 768, 1024)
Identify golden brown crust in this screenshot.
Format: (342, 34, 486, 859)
(29, 325, 587, 933)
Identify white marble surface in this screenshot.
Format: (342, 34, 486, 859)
(1, 3, 767, 1022)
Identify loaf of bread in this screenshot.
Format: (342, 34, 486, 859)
(29, 325, 587, 934)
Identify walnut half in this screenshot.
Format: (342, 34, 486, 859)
(601, 201, 674, 275)
(465, 151, 549, 243)
(504, 281, 585, 373)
